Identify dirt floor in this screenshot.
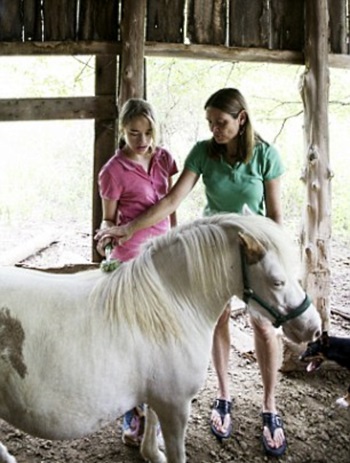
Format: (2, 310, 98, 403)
(0, 222, 349, 463)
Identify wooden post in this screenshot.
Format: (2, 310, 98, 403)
(92, 55, 117, 262)
(118, 0, 147, 108)
(299, 0, 331, 330)
(281, 0, 331, 373)
(92, 1, 146, 261)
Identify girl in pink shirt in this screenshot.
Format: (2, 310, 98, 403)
(97, 98, 178, 261)
(96, 98, 178, 446)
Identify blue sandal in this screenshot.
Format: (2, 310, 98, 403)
(210, 399, 233, 440)
(262, 412, 287, 457)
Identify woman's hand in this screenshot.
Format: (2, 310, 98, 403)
(95, 219, 119, 257)
(94, 223, 134, 255)
(95, 233, 116, 257)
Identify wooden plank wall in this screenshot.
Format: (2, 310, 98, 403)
(0, 0, 349, 57)
(43, 0, 77, 41)
(0, 0, 120, 42)
(229, 0, 269, 48)
(328, 0, 349, 54)
(0, 0, 22, 41)
(147, 0, 185, 43)
(79, 0, 119, 40)
(23, 0, 42, 41)
(269, 0, 304, 50)
(146, 0, 348, 56)
(187, 0, 226, 45)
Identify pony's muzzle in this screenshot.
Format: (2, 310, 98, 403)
(282, 316, 321, 344)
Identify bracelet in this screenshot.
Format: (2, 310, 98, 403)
(101, 219, 115, 228)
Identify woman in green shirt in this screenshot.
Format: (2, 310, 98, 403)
(95, 88, 286, 457)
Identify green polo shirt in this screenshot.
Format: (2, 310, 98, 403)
(184, 140, 285, 216)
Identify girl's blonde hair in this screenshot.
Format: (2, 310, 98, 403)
(204, 88, 265, 163)
(118, 98, 157, 152)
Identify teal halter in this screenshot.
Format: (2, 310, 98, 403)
(240, 246, 312, 328)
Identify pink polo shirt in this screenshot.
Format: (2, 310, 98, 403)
(99, 147, 178, 262)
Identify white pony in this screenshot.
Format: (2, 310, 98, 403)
(0, 214, 321, 463)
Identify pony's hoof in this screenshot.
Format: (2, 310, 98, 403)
(142, 450, 166, 463)
(0, 442, 17, 463)
(336, 397, 349, 408)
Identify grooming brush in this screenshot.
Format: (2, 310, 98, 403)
(100, 243, 120, 272)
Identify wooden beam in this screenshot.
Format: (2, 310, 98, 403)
(145, 42, 305, 64)
(92, 55, 117, 262)
(146, 43, 350, 69)
(0, 40, 349, 70)
(0, 41, 122, 55)
(0, 96, 117, 121)
(118, 0, 147, 106)
(17, 263, 99, 273)
(328, 53, 350, 69)
(0, 232, 57, 266)
(0, 41, 305, 62)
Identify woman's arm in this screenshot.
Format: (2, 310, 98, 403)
(95, 168, 199, 244)
(168, 176, 177, 228)
(264, 177, 283, 225)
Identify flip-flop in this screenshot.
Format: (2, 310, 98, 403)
(261, 412, 287, 457)
(210, 399, 233, 440)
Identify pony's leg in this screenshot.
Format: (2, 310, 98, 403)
(156, 403, 189, 463)
(0, 442, 17, 463)
(141, 406, 166, 463)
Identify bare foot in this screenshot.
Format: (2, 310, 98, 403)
(210, 399, 232, 439)
(261, 412, 287, 456)
(263, 424, 285, 449)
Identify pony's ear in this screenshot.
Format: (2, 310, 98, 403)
(238, 231, 266, 265)
(242, 204, 254, 216)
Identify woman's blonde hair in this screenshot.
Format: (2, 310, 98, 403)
(204, 88, 264, 163)
(118, 98, 157, 152)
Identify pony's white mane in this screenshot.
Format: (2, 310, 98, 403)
(90, 214, 299, 342)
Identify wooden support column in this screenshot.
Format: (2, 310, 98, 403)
(299, 0, 331, 330)
(282, 2, 331, 370)
(92, 55, 117, 262)
(118, 0, 147, 108)
(92, 0, 146, 261)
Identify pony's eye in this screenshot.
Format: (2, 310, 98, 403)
(273, 279, 285, 288)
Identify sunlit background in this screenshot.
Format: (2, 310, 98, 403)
(0, 56, 349, 261)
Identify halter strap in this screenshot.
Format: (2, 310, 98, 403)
(240, 246, 312, 328)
